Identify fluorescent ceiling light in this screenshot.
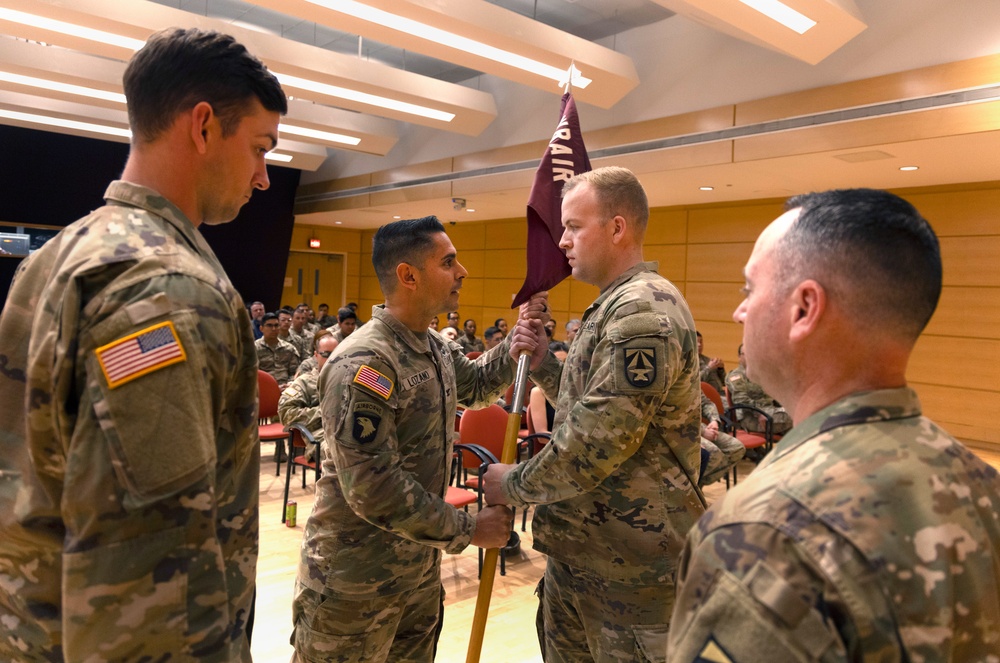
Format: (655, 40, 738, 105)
(738, 0, 816, 34)
(0, 8, 146, 51)
(0, 70, 126, 104)
(265, 152, 294, 163)
(279, 123, 361, 146)
(273, 72, 455, 122)
(0, 108, 130, 137)
(304, 0, 591, 89)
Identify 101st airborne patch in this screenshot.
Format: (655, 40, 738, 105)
(624, 346, 656, 388)
(352, 400, 383, 444)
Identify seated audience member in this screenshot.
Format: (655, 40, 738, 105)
(290, 306, 315, 356)
(698, 392, 745, 485)
(441, 326, 459, 342)
(697, 330, 726, 396)
(494, 317, 509, 336)
(446, 310, 460, 329)
(315, 303, 335, 328)
(278, 309, 308, 360)
(526, 342, 569, 433)
(669, 188, 1000, 662)
(294, 329, 332, 379)
(459, 318, 485, 354)
(329, 307, 358, 343)
(428, 315, 439, 331)
(543, 318, 556, 339)
(346, 301, 363, 326)
(483, 326, 504, 350)
(726, 343, 792, 436)
(297, 303, 320, 335)
(249, 300, 265, 339)
(564, 318, 581, 345)
(547, 341, 569, 356)
(255, 312, 301, 389)
(278, 334, 339, 461)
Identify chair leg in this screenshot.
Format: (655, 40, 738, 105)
(301, 458, 307, 489)
(282, 437, 294, 524)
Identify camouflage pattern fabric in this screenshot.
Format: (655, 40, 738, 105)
(293, 305, 515, 660)
(255, 336, 300, 386)
(289, 326, 315, 357)
(699, 354, 726, 396)
(668, 387, 1000, 663)
(725, 364, 792, 435)
(458, 334, 485, 355)
(329, 327, 348, 344)
(501, 261, 705, 660)
(281, 330, 310, 360)
(0, 181, 260, 662)
(699, 431, 745, 486)
(701, 391, 721, 424)
(279, 364, 324, 459)
(294, 355, 318, 380)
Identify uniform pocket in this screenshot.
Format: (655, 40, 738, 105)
(633, 623, 669, 663)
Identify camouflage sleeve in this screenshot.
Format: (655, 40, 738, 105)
(725, 370, 749, 421)
(59, 274, 256, 660)
(452, 332, 515, 409)
(320, 353, 475, 553)
(701, 392, 720, 423)
(501, 306, 679, 507)
(278, 377, 322, 434)
(669, 517, 896, 662)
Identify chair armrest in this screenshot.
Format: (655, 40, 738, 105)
(724, 404, 773, 440)
(518, 433, 552, 458)
(287, 422, 318, 446)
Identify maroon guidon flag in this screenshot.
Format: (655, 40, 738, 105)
(512, 92, 591, 307)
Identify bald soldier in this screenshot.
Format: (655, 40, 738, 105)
(0, 28, 286, 661)
(484, 167, 705, 661)
(668, 189, 1000, 661)
(292, 216, 544, 662)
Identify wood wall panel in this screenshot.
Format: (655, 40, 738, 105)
(645, 245, 687, 284)
(924, 287, 1000, 339)
(686, 243, 753, 283)
(913, 383, 998, 445)
(446, 221, 487, 250)
(939, 237, 1000, 287)
(908, 336, 1000, 389)
(485, 218, 528, 249)
(645, 209, 688, 244)
(687, 203, 784, 244)
(686, 282, 744, 322)
(907, 188, 1000, 236)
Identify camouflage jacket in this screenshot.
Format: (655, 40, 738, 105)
(278, 363, 324, 443)
(294, 355, 318, 380)
(0, 181, 259, 662)
(699, 354, 727, 396)
(668, 387, 1000, 662)
(255, 336, 300, 386)
(299, 305, 515, 597)
(289, 326, 314, 356)
(502, 262, 705, 584)
(725, 364, 781, 418)
(458, 334, 485, 355)
(280, 330, 310, 360)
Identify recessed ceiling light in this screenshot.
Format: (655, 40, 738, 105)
(466, 208, 475, 213)
(0, 108, 130, 138)
(393, 215, 401, 219)
(334, 221, 343, 225)
(265, 152, 293, 163)
(738, 0, 817, 34)
(899, 166, 919, 171)
(699, 186, 714, 191)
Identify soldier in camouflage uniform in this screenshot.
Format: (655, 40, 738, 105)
(278, 309, 309, 360)
(292, 216, 537, 663)
(279, 334, 339, 460)
(699, 393, 745, 486)
(668, 188, 1000, 662)
(725, 345, 792, 436)
(484, 167, 705, 662)
(293, 329, 331, 380)
(256, 311, 301, 388)
(328, 306, 358, 343)
(697, 331, 727, 396)
(0, 27, 286, 662)
(290, 306, 317, 356)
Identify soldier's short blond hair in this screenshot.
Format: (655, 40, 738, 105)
(562, 167, 649, 234)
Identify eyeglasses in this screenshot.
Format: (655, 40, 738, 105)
(262, 323, 280, 329)
(317, 350, 333, 358)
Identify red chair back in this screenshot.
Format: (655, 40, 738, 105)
(465, 351, 483, 360)
(457, 404, 509, 468)
(700, 382, 726, 423)
(258, 370, 281, 419)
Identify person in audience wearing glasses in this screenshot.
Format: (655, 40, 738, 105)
(278, 334, 339, 461)
(256, 311, 301, 389)
(291, 215, 546, 663)
(668, 188, 1000, 662)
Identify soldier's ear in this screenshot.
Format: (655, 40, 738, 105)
(188, 101, 215, 155)
(396, 262, 418, 292)
(789, 279, 825, 342)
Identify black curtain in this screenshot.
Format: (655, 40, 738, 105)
(0, 124, 299, 307)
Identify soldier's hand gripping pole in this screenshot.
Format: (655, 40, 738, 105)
(466, 351, 531, 663)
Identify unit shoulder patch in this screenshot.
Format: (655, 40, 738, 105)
(624, 346, 657, 388)
(353, 364, 394, 399)
(351, 400, 384, 444)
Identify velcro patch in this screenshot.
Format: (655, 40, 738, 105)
(354, 365, 393, 399)
(624, 346, 656, 388)
(694, 637, 735, 662)
(96, 321, 186, 389)
(352, 401, 383, 444)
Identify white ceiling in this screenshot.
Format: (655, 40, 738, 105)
(1, 0, 999, 228)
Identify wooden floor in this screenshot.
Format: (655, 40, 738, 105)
(252, 441, 1000, 662)
(251, 440, 735, 663)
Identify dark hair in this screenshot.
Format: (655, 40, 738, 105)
(484, 326, 501, 339)
(780, 188, 942, 340)
(494, 317, 506, 327)
(562, 166, 649, 233)
(548, 341, 569, 353)
(337, 307, 357, 322)
(261, 312, 279, 324)
(124, 27, 287, 143)
(372, 216, 447, 294)
(696, 330, 703, 338)
(463, 319, 476, 327)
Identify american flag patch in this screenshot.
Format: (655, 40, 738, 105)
(353, 365, 393, 400)
(96, 321, 187, 389)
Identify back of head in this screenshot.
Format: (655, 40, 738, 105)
(779, 188, 942, 342)
(372, 216, 447, 294)
(562, 166, 649, 235)
(124, 27, 287, 144)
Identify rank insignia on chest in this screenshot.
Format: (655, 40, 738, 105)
(624, 347, 656, 388)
